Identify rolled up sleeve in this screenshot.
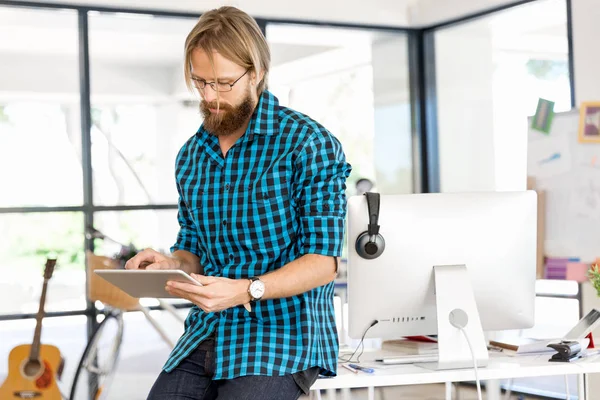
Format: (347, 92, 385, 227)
(293, 131, 352, 257)
(170, 193, 199, 256)
(170, 147, 199, 256)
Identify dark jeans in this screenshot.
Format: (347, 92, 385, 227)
(147, 337, 305, 400)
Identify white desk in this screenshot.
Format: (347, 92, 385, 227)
(311, 352, 600, 400)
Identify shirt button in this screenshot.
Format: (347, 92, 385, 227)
(222, 220, 227, 226)
(229, 254, 234, 261)
(225, 183, 230, 191)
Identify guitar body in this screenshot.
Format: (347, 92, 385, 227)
(0, 344, 64, 399)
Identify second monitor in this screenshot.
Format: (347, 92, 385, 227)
(346, 191, 537, 369)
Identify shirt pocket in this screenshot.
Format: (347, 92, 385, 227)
(245, 179, 295, 255)
(188, 187, 218, 254)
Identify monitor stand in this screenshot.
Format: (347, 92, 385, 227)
(418, 264, 489, 370)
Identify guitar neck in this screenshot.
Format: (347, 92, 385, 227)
(29, 277, 50, 362)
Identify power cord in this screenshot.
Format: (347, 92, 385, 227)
(338, 320, 379, 364)
(457, 326, 483, 400)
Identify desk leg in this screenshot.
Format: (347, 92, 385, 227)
(367, 386, 375, 400)
(577, 374, 587, 400)
(445, 382, 452, 400)
(326, 388, 336, 400)
(486, 380, 501, 400)
(341, 388, 351, 400)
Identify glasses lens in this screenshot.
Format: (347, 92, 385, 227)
(192, 79, 205, 90)
(217, 83, 232, 92)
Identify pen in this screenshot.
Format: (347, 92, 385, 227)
(581, 350, 600, 358)
(341, 364, 358, 374)
(348, 363, 375, 373)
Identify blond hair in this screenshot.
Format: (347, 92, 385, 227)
(184, 7, 270, 96)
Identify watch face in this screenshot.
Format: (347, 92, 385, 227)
(250, 280, 265, 299)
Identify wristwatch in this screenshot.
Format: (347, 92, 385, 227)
(248, 277, 265, 301)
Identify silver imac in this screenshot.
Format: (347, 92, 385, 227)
(347, 191, 537, 369)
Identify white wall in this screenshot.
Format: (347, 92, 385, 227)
(572, 0, 600, 104)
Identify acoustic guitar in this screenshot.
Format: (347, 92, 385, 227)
(0, 258, 65, 399)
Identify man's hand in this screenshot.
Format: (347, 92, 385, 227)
(166, 274, 251, 313)
(125, 248, 181, 270)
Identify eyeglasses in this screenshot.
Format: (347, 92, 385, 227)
(191, 69, 249, 93)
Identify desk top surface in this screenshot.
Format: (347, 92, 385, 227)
(312, 351, 600, 390)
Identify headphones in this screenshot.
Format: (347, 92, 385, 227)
(355, 192, 385, 259)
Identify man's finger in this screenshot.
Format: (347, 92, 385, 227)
(125, 248, 157, 270)
(167, 281, 204, 294)
(166, 287, 190, 301)
(125, 252, 144, 269)
(145, 260, 170, 270)
(146, 261, 167, 270)
(167, 287, 202, 305)
(191, 274, 218, 285)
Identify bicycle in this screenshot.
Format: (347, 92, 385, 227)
(66, 227, 186, 400)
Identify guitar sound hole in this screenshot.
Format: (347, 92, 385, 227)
(22, 359, 42, 378)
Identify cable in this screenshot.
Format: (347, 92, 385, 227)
(457, 327, 483, 400)
(338, 320, 378, 364)
(564, 375, 570, 400)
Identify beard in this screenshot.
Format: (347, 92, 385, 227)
(199, 90, 255, 137)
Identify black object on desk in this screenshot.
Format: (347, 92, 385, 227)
(548, 341, 582, 362)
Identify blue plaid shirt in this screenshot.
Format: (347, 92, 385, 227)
(165, 90, 351, 379)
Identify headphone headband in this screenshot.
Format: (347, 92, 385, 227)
(365, 192, 380, 236)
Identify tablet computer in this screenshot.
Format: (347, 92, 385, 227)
(95, 269, 202, 299)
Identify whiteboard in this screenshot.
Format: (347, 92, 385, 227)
(527, 110, 600, 262)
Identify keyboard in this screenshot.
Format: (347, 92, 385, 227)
(375, 354, 439, 364)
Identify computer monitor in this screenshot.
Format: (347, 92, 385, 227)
(346, 191, 537, 369)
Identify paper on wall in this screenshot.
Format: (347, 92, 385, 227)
(527, 134, 572, 179)
(569, 170, 600, 220)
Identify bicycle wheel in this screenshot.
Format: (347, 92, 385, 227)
(69, 310, 124, 400)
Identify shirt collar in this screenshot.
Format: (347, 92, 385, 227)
(250, 90, 280, 136)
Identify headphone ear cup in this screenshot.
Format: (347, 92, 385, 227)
(355, 231, 386, 260)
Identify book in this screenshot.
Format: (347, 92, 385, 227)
(382, 339, 439, 355)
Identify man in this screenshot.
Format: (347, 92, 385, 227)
(126, 6, 351, 400)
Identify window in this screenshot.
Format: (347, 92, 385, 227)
(88, 12, 200, 205)
(0, 7, 82, 207)
(92, 209, 180, 256)
(0, 6, 85, 315)
(435, 0, 570, 192)
(0, 212, 85, 315)
(267, 24, 413, 196)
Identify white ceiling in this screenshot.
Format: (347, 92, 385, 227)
(11, 0, 528, 27)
